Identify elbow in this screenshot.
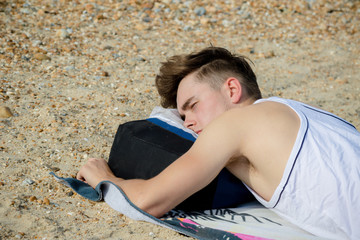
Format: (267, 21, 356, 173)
(145, 207, 166, 218)
(121, 179, 175, 218)
(132, 197, 169, 218)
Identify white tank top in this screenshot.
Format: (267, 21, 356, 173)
(247, 97, 360, 240)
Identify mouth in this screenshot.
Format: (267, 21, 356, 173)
(195, 130, 202, 135)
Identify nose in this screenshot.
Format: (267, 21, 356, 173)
(183, 116, 196, 130)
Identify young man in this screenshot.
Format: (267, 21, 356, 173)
(77, 47, 360, 239)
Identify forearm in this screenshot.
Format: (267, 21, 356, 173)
(107, 176, 171, 217)
(77, 133, 231, 217)
(77, 158, 172, 217)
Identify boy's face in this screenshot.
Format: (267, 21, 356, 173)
(177, 72, 231, 134)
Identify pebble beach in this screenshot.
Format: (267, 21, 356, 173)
(1, 0, 359, 239)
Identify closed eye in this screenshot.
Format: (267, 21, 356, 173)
(190, 102, 197, 109)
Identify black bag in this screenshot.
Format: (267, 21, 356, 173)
(108, 119, 254, 210)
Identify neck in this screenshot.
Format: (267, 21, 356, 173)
(233, 97, 257, 109)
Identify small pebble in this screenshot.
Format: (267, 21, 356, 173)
(33, 53, 51, 61)
(103, 45, 113, 50)
(335, 79, 349, 85)
(64, 66, 75, 71)
(44, 164, 60, 172)
(43, 197, 50, 205)
(102, 71, 110, 77)
(20, 8, 31, 14)
(135, 23, 146, 31)
(112, 53, 121, 59)
(0, 106, 13, 118)
(29, 196, 37, 202)
(194, 6, 206, 16)
(22, 179, 35, 185)
(142, 16, 152, 23)
(136, 56, 146, 62)
(21, 55, 30, 61)
(56, 29, 70, 39)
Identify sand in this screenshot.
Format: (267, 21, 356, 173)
(0, 0, 359, 239)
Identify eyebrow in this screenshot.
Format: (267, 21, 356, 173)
(181, 96, 195, 112)
(179, 96, 195, 119)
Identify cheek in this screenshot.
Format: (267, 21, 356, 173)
(198, 105, 218, 127)
(205, 99, 228, 124)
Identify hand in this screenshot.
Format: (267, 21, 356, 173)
(76, 158, 117, 188)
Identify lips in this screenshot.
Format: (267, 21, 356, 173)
(195, 130, 202, 135)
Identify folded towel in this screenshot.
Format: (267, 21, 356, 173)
(50, 172, 323, 240)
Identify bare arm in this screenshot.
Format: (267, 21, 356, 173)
(76, 115, 239, 217)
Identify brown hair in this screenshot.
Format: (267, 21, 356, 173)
(155, 47, 261, 108)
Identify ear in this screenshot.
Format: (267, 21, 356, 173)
(224, 77, 242, 104)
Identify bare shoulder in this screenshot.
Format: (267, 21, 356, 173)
(202, 100, 300, 148)
(227, 100, 299, 124)
(198, 100, 301, 200)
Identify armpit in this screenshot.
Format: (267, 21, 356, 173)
(226, 155, 254, 182)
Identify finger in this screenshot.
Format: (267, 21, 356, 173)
(76, 170, 84, 181)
